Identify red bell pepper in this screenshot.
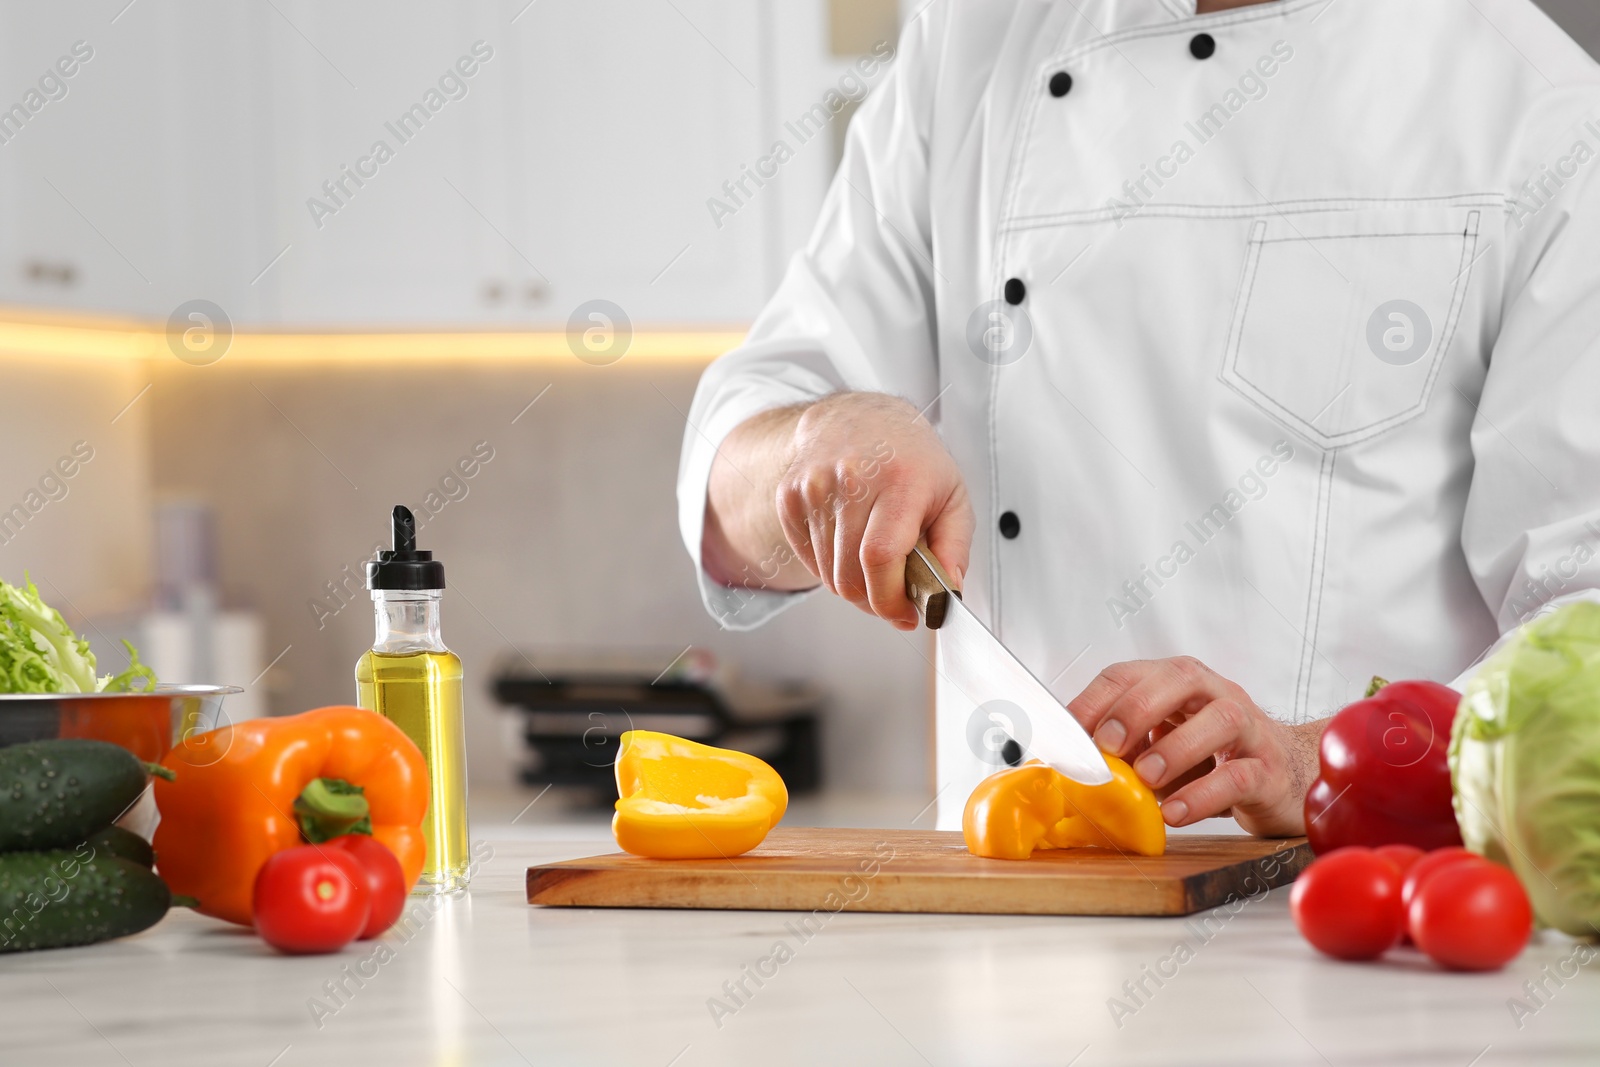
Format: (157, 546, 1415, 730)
(1304, 678, 1464, 855)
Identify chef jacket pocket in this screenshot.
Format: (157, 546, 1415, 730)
(1220, 208, 1480, 449)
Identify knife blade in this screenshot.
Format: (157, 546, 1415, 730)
(906, 541, 1113, 786)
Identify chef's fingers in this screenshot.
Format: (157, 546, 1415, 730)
(808, 506, 837, 595)
(1065, 659, 1165, 736)
(857, 489, 922, 630)
(1128, 698, 1259, 791)
(923, 486, 975, 589)
(1155, 754, 1216, 802)
(1085, 657, 1234, 759)
(775, 482, 821, 582)
(831, 499, 875, 612)
(1160, 756, 1271, 828)
(1134, 720, 1178, 767)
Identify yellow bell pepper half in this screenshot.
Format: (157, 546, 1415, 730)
(612, 731, 789, 859)
(963, 757, 1166, 860)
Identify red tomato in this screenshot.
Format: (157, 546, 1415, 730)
(1400, 846, 1479, 913)
(1290, 847, 1406, 961)
(253, 845, 371, 954)
(1373, 844, 1425, 877)
(1372, 844, 1425, 942)
(1409, 860, 1533, 971)
(329, 834, 408, 939)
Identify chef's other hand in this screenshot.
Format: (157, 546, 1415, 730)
(1066, 657, 1324, 837)
(703, 391, 973, 630)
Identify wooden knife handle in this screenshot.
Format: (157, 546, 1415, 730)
(905, 538, 962, 630)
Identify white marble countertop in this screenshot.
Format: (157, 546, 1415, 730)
(5, 794, 1599, 1067)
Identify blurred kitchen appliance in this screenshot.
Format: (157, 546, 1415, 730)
(137, 501, 266, 717)
(492, 648, 823, 798)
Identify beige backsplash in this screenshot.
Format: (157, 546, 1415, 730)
(143, 352, 931, 795)
(0, 357, 154, 620)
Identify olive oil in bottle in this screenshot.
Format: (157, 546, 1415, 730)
(356, 505, 470, 893)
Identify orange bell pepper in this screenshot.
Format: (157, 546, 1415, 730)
(152, 706, 429, 925)
(612, 730, 787, 859)
(963, 757, 1166, 860)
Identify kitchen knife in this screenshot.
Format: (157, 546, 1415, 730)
(905, 541, 1113, 786)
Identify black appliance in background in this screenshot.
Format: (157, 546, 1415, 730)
(491, 648, 823, 801)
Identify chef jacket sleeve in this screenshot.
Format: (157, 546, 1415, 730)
(1459, 96, 1600, 652)
(676, 11, 947, 631)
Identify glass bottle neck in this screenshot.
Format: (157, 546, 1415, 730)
(371, 590, 446, 654)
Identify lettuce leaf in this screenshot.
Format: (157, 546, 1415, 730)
(99, 639, 158, 694)
(0, 576, 156, 694)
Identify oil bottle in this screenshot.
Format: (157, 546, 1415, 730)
(356, 505, 470, 893)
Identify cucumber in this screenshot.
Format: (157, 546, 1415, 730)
(0, 740, 150, 852)
(83, 825, 155, 868)
(0, 848, 171, 953)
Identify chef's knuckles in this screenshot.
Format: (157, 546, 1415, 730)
(772, 392, 972, 624)
(1077, 657, 1215, 725)
(858, 531, 911, 573)
(778, 456, 906, 590)
(1069, 657, 1318, 835)
(1082, 657, 1233, 756)
(1138, 699, 1258, 785)
(1199, 757, 1271, 806)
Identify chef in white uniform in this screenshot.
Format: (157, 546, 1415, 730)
(676, 0, 1600, 833)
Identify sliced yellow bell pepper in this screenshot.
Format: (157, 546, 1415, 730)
(963, 757, 1166, 860)
(612, 731, 788, 859)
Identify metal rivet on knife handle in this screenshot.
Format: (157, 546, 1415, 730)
(905, 538, 961, 630)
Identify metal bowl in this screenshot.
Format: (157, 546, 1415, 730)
(0, 685, 243, 761)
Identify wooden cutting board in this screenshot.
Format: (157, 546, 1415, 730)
(526, 828, 1311, 917)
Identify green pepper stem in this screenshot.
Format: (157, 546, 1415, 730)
(144, 762, 176, 782)
(294, 777, 373, 843)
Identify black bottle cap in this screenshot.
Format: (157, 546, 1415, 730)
(366, 505, 445, 591)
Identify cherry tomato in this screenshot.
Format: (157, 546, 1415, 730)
(1400, 846, 1478, 913)
(253, 845, 371, 954)
(1290, 847, 1405, 961)
(1373, 844, 1425, 877)
(328, 834, 408, 939)
(1409, 859, 1533, 971)
(1371, 844, 1425, 941)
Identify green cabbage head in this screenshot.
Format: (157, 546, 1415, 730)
(1452, 600, 1600, 938)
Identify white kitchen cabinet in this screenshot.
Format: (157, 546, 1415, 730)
(493, 0, 771, 326)
(262, 0, 772, 327)
(0, 2, 275, 323)
(0, 4, 167, 316)
(255, 2, 514, 325)
(0, 0, 863, 327)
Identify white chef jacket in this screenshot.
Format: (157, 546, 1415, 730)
(677, 0, 1600, 829)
